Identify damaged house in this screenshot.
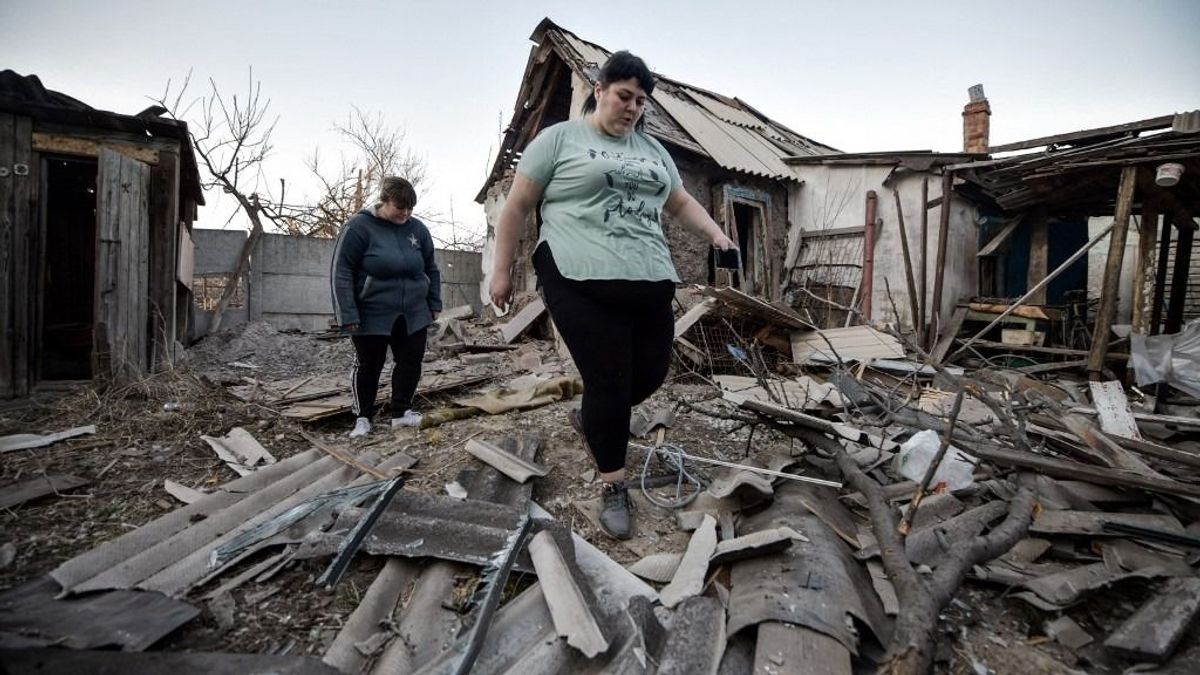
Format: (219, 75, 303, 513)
(0, 70, 204, 398)
(477, 18, 838, 305)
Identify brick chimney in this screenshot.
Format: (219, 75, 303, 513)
(962, 84, 990, 153)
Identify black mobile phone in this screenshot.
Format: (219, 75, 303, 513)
(713, 247, 742, 270)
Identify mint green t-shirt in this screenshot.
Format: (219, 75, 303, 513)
(516, 119, 682, 282)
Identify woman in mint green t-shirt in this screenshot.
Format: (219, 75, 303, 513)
(489, 51, 737, 539)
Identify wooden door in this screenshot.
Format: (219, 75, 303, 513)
(0, 113, 35, 398)
(95, 148, 150, 382)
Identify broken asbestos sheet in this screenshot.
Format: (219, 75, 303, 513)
(199, 427, 276, 476)
(0, 425, 96, 453)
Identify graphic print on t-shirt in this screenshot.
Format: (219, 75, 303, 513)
(587, 147, 668, 227)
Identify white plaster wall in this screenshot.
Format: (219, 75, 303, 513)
(1087, 216, 1140, 326)
(786, 164, 978, 330)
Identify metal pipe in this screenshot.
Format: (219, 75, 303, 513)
(861, 190, 878, 321)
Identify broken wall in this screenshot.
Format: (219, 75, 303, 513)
(785, 164, 978, 330)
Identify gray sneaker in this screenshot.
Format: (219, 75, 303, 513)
(599, 481, 633, 540)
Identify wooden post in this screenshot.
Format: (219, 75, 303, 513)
(1131, 201, 1158, 335)
(919, 175, 929, 346)
(1087, 166, 1137, 379)
(1026, 208, 1049, 305)
(1165, 210, 1196, 336)
(891, 187, 921, 334)
(930, 171, 953, 345)
(1149, 212, 1174, 335)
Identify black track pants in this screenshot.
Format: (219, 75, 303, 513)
(534, 244, 675, 473)
(350, 316, 427, 419)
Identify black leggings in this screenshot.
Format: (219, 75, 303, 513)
(350, 316, 428, 418)
(534, 244, 675, 473)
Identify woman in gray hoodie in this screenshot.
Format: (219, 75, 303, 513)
(330, 176, 442, 437)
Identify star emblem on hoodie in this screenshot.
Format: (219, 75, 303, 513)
(408, 234, 419, 248)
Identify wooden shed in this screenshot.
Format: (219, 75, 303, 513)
(0, 70, 204, 398)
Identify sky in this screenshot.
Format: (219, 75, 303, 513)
(3, 0, 1198, 239)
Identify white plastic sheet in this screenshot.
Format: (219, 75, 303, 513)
(1131, 320, 1200, 398)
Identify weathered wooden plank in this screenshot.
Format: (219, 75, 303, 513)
(31, 132, 160, 164)
(929, 306, 967, 364)
(148, 149, 179, 369)
(674, 297, 716, 338)
(1088, 166, 1137, 377)
(753, 621, 851, 675)
(1030, 510, 1182, 537)
(988, 114, 1174, 153)
(970, 445, 1200, 499)
(0, 475, 90, 509)
(976, 213, 1024, 257)
(1026, 211, 1049, 305)
(1088, 380, 1143, 440)
(498, 297, 545, 344)
(1104, 577, 1200, 662)
(0, 113, 17, 398)
(11, 115, 34, 395)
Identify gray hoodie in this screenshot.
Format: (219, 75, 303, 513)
(330, 207, 442, 335)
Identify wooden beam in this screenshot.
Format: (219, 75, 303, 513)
(1131, 201, 1158, 335)
(930, 172, 953, 338)
(798, 225, 864, 238)
(1026, 209, 1049, 305)
(1087, 167, 1137, 379)
(32, 132, 159, 165)
(987, 114, 1174, 153)
(1164, 211, 1195, 336)
(891, 188, 921, 333)
(976, 213, 1024, 257)
(970, 444, 1200, 499)
(1149, 212, 1173, 335)
(919, 175, 929, 346)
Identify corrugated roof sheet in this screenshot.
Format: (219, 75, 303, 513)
(547, 24, 835, 181)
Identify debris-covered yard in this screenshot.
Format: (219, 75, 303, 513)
(4, 288, 1200, 675)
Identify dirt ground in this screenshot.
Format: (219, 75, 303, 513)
(1, 320, 1196, 673)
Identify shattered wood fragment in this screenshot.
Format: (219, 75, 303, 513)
(660, 514, 718, 609)
(708, 526, 803, 568)
(790, 325, 904, 364)
(673, 297, 716, 338)
(464, 438, 549, 483)
(753, 621, 852, 675)
(969, 445, 1200, 499)
(1104, 577, 1200, 662)
(498, 297, 546, 344)
(1030, 510, 1184, 537)
(0, 475, 90, 509)
(0, 425, 96, 454)
(1088, 380, 1143, 440)
(528, 530, 610, 658)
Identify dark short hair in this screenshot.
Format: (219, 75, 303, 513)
(581, 51, 656, 130)
(379, 176, 416, 209)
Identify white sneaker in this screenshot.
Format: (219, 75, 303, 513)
(392, 409, 423, 428)
(349, 417, 372, 438)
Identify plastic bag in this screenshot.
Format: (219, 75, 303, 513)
(1130, 320, 1200, 398)
(893, 429, 977, 491)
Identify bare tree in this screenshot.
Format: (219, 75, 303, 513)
(155, 69, 281, 334)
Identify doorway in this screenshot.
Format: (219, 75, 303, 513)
(40, 156, 97, 380)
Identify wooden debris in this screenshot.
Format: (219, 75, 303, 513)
(790, 325, 904, 364)
(0, 475, 90, 509)
(0, 425, 96, 453)
(660, 514, 718, 609)
(1088, 380, 1143, 440)
(969, 445, 1200, 499)
(464, 438, 549, 483)
(1104, 577, 1200, 662)
(498, 297, 546, 344)
(673, 297, 716, 338)
(527, 530, 610, 658)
